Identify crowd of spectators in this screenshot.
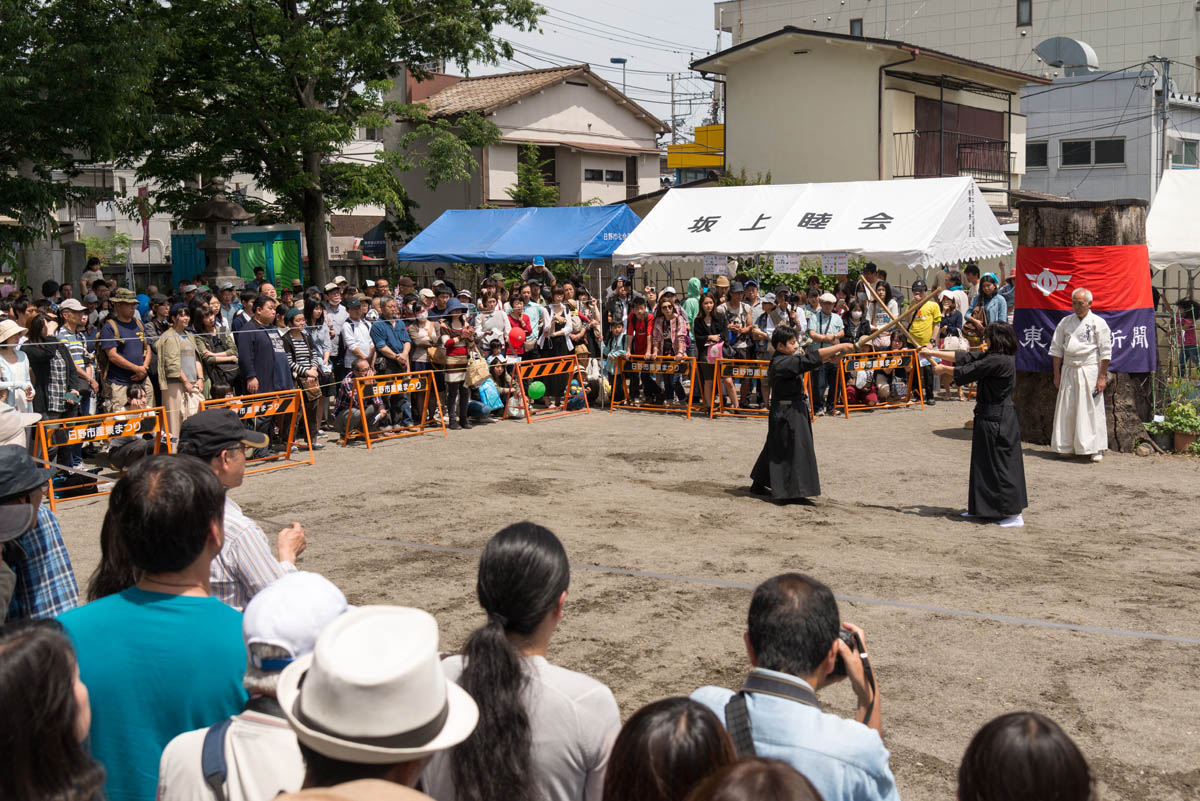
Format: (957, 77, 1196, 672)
(0, 428, 1098, 801)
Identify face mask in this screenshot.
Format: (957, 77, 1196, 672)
(851, 310, 863, 321)
(417, 313, 428, 321)
(857, 291, 868, 301)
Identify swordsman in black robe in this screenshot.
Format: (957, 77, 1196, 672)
(925, 322, 1028, 527)
(751, 327, 855, 502)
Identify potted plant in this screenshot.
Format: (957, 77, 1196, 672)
(1156, 401, 1200, 453)
(1143, 416, 1174, 452)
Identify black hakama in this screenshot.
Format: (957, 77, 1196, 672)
(750, 345, 824, 500)
(953, 351, 1028, 518)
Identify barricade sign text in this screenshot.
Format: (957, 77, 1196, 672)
(202, 388, 314, 475)
(610, 355, 697, 418)
(349, 370, 444, 447)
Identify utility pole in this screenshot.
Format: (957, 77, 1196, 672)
(1158, 56, 1171, 182)
(670, 73, 677, 144)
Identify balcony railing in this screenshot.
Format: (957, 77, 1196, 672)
(893, 130, 1012, 185)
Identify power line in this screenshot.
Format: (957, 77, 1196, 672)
(1021, 61, 1157, 99)
(539, 8, 711, 53)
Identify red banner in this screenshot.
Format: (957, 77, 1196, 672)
(1015, 245, 1152, 311)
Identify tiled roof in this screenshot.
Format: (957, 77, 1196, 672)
(420, 66, 585, 117)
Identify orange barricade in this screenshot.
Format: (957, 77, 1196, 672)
(610, 355, 697, 418)
(835, 348, 924, 418)
(202, 388, 314, 475)
(348, 370, 445, 447)
(514, 355, 589, 424)
(709, 359, 814, 420)
(36, 407, 171, 512)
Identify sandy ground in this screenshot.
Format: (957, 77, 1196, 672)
(54, 399, 1200, 801)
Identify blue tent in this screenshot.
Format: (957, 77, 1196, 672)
(396, 205, 641, 263)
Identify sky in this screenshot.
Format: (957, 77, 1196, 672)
(468, 0, 728, 141)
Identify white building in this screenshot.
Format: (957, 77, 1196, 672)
(1020, 70, 1200, 201)
(396, 65, 668, 228)
(714, 0, 1200, 91)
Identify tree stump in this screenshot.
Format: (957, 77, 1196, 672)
(1012, 199, 1154, 453)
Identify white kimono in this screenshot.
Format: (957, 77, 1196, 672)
(1048, 311, 1112, 455)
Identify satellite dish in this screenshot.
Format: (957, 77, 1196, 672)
(1034, 37, 1099, 76)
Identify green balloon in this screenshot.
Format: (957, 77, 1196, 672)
(528, 381, 546, 400)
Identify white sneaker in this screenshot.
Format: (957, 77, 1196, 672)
(1090, 452, 1104, 462)
(960, 510, 974, 517)
(998, 514, 1025, 528)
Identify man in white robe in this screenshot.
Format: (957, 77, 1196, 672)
(1049, 288, 1112, 462)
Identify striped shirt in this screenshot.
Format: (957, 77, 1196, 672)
(285, 332, 316, 379)
(8, 505, 79, 620)
(209, 497, 296, 611)
(56, 326, 90, 369)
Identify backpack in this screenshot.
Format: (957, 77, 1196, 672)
(95, 317, 146, 382)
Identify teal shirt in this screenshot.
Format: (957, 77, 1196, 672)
(58, 587, 247, 801)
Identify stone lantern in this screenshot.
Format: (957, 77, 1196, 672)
(181, 178, 253, 283)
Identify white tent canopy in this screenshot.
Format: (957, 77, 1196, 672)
(1148, 170, 1200, 272)
(614, 176, 1012, 269)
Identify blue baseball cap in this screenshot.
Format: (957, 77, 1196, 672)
(532, 256, 545, 267)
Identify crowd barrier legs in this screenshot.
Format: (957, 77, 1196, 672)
(347, 370, 446, 447)
(35, 407, 171, 512)
(514, 355, 590, 424)
(837, 349, 924, 419)
(609, 355, 696, 419)
(201, 388, 314, 475)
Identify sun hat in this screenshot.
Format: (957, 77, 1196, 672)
(762, 292, 777, 304)
(0, 319, 28, 342)
(244, 572, 351, 671)
(276, 606, 478, 764)
(457, 289, 472, 300)
(444, 298, 466, 315)
(0, 408, 41, 449)
(819, 292, 836, 303)
(714, 275, 731, 288)
(58, 298, 86, 312)
(730, 281, 745, 293)
(0, 444, 55, 500)
(111, 287, 138, 304)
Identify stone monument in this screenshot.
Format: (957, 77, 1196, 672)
(181, 177, 253, 284)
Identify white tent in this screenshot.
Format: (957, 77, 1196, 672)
(1148, 170, 1200, 271)
(614, 176, 1011, 268)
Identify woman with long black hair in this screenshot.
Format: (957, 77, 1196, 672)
(423, 522, 620, 801)
(923, 321, 1028, 527)
(0, 619, 105, 801)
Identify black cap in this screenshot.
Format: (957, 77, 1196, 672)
(178, 410, 269, 458)
(0, 445, 56, 501)
(911, 280, 928, 292)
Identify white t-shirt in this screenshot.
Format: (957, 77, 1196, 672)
(157, 704, 304, 801)
(422, 655, 620, 801)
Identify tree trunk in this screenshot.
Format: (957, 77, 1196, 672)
(1013, 199, 1153, 453)
(301, 150, 329, 289)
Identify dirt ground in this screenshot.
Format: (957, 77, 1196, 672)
(55, 400, 1200, 801)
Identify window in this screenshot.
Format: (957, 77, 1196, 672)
(584, 168, 603, 181)
(1016, 0, 1032, 27)
(850, 18, 863, 36)
(604, 169, 624, 182)
(1093, 138, 1124, 165)
(1060, 138, 1125, 167)
(364, 127, 384, 142)
(1172, 139, 1199, 168)
(1026, 141, 1048, 168)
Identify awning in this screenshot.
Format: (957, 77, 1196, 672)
(1148, 170, 1200, 271)
(396, 205, 642, 263)
(613, 176, 1011, 268)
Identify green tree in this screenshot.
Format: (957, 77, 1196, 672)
(134, 0, 542, 287)
(506, 144, 559, 207)
(0, 1, 157, 269)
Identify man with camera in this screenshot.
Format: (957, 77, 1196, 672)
(692, 573, 897, 801)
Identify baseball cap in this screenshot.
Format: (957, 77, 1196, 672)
(58, 298, 86, 312)
(83, 293, 98, 304)
(744, 279, 759, 288)
(911, 280, 928, 292)
(364, 280, 376, 288)
(181, 284, 198, 293)
(418, 288, 435, 299)
(533, 256, 546, 267)
(178, 409, 270, 458)
(762, 292, 777, 304)
(243, 572, 351, 671)
(457, 289, 472, 299)
(819, 292, 836, 303)
(333, 275, 347, 285)
(662, 286, 677, 295)
(0, 444, 54, 500)
(218, 281, 235, 290)
(324, 282, 338, 292)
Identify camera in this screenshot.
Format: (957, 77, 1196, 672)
(830, 626, 864, 677)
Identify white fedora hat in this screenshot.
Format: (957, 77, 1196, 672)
(277, 606, 477, 765)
